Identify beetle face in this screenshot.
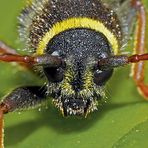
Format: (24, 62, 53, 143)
(44, 28, 113, 116)
(44, 58, 113, 116)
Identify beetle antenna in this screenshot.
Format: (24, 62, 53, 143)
(128, 54, 148, 63)
(98, 53, 148, 70)
(0, 54, 64, 68)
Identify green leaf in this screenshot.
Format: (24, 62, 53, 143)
(0, 0, 148, 148)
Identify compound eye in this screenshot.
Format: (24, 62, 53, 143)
(43, 67, 64, 83)
(94, 69, 113, 85)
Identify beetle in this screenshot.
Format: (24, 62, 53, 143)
(0, 0, 148, 147)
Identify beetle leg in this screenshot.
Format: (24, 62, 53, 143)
(0, 86, 47, 148)
(0, 41, 18, 55)
(130, 0, 148, 98)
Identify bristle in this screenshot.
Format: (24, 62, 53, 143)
(18, 0, 48, 52)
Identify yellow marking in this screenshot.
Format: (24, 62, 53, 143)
(36, 17, 119, 55)
(130, 22, 138, 78)
(83, 69, 94, 90)
(79, 67, 94, 99)
(60, 67, 75, 96)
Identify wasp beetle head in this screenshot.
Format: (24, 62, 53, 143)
(43, 28, 113, 116)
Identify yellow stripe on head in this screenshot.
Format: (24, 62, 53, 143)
(36, 17, 119, 55)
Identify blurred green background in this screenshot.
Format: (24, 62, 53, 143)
(0, 0, 148, 148)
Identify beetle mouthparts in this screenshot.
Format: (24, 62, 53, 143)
(62, 98, 89, 116)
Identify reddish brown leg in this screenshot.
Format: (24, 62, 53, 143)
(0, 103, 9, 148)
(0, 111, 3, 148)
(130, 0, 148, 98)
